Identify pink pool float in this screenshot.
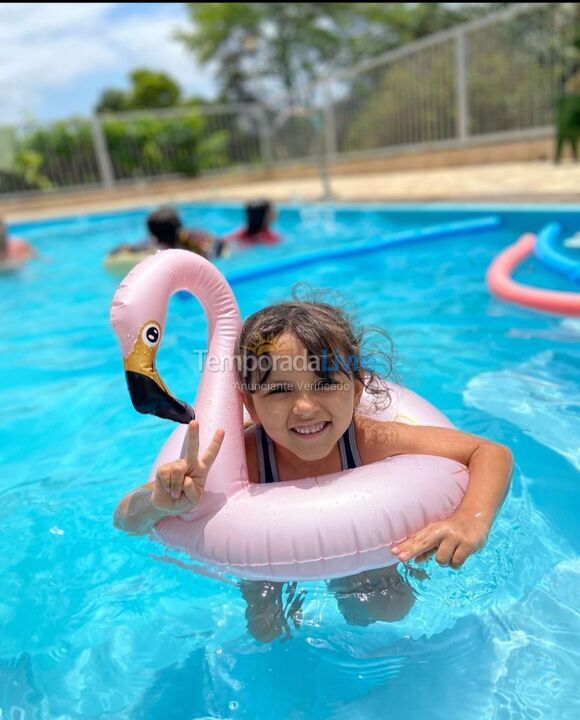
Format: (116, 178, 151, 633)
(111, 250, 468, 581)
(486, 233, 580, 317)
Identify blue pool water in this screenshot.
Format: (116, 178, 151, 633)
(2, 202, 580, 719)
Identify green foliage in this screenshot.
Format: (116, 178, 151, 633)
(334, 3, 577, 153)
(95, 68, 182, 113)
(4, 65, 237, 190)
(338, 45, 456, 152)
(13, 119, 98, 189)
(95, 89, 129, 114)
(10, 111, 231, 190)
(128, 69, 182, 110)
(179, 2, 499, 106)
(12, 149, 52, 190)
(102, 112, 229, 179)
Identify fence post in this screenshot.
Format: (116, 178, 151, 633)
(311, 108, 335, 201)
(256, 106, 273, 171)
(90, 115, 115, 188)
(322, 85, 338, 159)
(455, 29, 469, 143)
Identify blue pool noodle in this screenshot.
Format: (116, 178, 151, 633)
(225, 215, 501, 285)
(534, 223, 580, 284)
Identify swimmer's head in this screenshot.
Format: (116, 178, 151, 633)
(245, 200, 275, 237)
(147, 207, 182, 248)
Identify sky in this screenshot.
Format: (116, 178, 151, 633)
(0, 3, 217, 126)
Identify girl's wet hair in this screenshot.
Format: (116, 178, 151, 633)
(236, 294, 395, 408)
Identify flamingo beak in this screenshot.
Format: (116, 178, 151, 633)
(123, 327, 195, 424)
(124, 369, 195, 424)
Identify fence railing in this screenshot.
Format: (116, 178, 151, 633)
(0, 3, 576, 197)
(314, 2, 575, 162)
(0, 104, 270, 195)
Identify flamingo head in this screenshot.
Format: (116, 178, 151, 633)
(123, 319, 195, 424)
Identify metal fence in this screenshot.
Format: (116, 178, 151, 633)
(0, 104, 269, 195)
(0, 2, 576, 197)
(316, 2, 576, 162)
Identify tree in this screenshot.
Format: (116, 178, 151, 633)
(95, 89, 129, 114)
(95, 69, 182, 114)
(178, 3, 502, 107)
(129, 69, 182, 109)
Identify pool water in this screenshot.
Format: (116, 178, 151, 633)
(2, 203, 579, 719)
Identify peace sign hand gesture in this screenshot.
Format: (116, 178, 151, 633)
(152, 421, 225, 516)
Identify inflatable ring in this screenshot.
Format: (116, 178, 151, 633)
(111, 250, 469, 580)
(104, 249, 154, 276)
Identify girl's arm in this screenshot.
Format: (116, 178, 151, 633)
(113, 481, 169, 535)
(113, 420, 224, 535)
(357, 419, 513, 568)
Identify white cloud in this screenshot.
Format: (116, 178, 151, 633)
(0, 3, 119, 41)
(0, 3, 215, 125)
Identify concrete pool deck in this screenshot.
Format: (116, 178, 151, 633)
(2, 160, 579, 222)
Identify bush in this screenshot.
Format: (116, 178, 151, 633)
(6, 110, 231, 191)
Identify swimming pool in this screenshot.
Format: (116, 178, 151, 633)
(2, 202, 579, 719)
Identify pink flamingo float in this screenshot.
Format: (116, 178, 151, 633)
(111, 249, 468, 580)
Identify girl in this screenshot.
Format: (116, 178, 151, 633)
(114, 301, 513, 642)
(226, 200, 281, 246)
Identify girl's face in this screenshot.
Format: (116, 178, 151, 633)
(244, 333, 362, 462)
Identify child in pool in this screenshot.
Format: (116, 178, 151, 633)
(226, 200, 281, 246)
(0, 218, 36, 266)
(109, 207, 226, 260)
(114, 301, 513, 641)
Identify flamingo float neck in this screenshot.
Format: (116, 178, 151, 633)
(111, 250, 247, 497)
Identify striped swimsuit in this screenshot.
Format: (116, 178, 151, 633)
(246, 423, 405, 638)
(254, 421, 362, 483)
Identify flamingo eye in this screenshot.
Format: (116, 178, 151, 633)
(141, 322, 161, 347)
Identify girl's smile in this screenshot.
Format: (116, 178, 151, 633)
(291, 420, 331, 438)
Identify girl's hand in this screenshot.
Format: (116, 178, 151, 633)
(391, 511, 490, 570)
(152, 421, 225, 516)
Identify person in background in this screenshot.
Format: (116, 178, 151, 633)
(0, 218, 36, 268)
(109, 207, 226, 261)
(146, 207, 226, 260)
(227, 200, 281, 247)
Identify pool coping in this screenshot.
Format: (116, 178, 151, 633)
(2, 159, 579, 224)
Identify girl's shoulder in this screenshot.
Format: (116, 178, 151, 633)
(354, 416, 398, 465)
